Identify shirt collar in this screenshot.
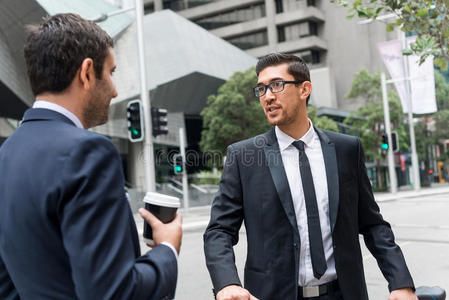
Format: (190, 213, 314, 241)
(275, 119, 316, 151)
(33, 100, 84, 129)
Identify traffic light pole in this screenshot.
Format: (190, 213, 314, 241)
(135, 0, 156, 192)
(179, 127, 189, 210)
(381, 72, 398, 193)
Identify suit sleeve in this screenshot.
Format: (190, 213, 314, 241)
(356, 139, 415, 292)
(58, 135, 177, 300)
(0, 255, 19, 300)
(203, 145, 244, 293)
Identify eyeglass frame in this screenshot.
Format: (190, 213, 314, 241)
(253, 80, 304, 97)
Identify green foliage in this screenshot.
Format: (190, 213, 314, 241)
(200, 67, 270, 156)
(343, 70, 409, 162)
(334, 0, 449, 70)
(307, 106, 340, 132)
(416, 71, 449, 159)
(435, 70, 449, 110)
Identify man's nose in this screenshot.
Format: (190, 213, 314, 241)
(263, 87, 276, 102)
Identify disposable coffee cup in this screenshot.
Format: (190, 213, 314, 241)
(142, 192, 180, 246)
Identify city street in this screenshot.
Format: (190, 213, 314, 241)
(136, 190, 449, 299)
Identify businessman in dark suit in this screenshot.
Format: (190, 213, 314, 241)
(204, 53, 416, 300)
(0, 13, 181, 300)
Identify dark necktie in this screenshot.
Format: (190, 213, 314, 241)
(292, 140, 327, 279)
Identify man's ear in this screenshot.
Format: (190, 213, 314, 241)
(300, 81, 312, 100)
(79, 58, 95, 90)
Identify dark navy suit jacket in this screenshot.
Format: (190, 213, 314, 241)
(0, 108, 177, 300)
(204, 127, 414, 300)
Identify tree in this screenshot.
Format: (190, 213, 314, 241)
(343, 69, 409, 189)
(307, 106, 340, 132)
(200, 68, 270, 157)
(415, 70, 449, 184)
(435, 69, 449, 110)
(334, 0, 449, 70)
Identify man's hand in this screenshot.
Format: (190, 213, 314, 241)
(388, 288, 418, 300)
(216, 285, 259, 300)
(138, 209, 182, 254)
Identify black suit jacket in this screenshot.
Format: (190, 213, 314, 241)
(0, 108, 177, 300)
(204, 127, 414, 300)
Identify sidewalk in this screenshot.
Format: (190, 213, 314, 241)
(134, 183, 449, 234)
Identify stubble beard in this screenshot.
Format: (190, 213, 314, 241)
(82, 80, 110, 129)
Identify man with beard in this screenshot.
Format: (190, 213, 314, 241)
(204, 53, 416, 300)
(0, 13, 181, 299)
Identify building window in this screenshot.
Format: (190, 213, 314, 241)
(307, 0, 316, 6)
(277, 26, 286, 42)
(276, 0, 315, 13)
(275, 0, 283, 13)
(225, 30, 268, 50)
(144, 3, 155, 14)
(163, 0, 186, 11)
(187, 0, 218, 8)
(278, 21, 318, 42)
(290, 49, 320, 64)
(194, 3, 266, 30)
(162, 0, 226, 11)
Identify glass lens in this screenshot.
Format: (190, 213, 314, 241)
(270, 81, 284, 92)
(255, 86, 265, 97)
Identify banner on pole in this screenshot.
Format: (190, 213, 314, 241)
(377, 37, 437, 114)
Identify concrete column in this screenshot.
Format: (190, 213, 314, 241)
(154, 0, 163, 10)
(265, 0, 278, 52)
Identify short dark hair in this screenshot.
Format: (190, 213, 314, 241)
(24, 13, 114, 96)
(256, 53, 311, 103)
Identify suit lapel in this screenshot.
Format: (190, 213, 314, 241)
(263, 128, 299, 236)
(315, 128, 339, 232)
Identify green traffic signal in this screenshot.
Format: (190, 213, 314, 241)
(127, 100, 144, 142)
(381, 143, 389, 150)
(174, 166, 182, 172)
(128, 127, 140, 136)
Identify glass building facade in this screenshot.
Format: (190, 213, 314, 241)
(225, 30, 268, 50)
(193, 3, 266, 30)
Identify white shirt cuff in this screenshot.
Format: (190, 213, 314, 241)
(161, 241, 178, 260)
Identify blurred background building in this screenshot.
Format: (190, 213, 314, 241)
(3, 0, 435, 200)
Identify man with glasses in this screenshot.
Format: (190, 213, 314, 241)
(204, 53, 416, 300)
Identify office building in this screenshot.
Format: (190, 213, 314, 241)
(140, 0, 395, 110)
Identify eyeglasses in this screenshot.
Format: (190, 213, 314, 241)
(253, 80, 302, 97)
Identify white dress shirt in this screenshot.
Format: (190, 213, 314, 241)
(31, 100, 178, 260)
(33, 100, 84, 129)
(275, 121, 337, 287)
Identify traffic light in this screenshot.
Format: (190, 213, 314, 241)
(391, 131, 399, 152)
(151, 107, 168, 137)
(381, 133, 389, 150)
(381, 132, 399, 152)
(173, 154, 183, 174)
(127, 100, 144, 142)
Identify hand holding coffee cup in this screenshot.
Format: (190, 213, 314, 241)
(140, 192, 182, 253)
(138, 209, 182, 253)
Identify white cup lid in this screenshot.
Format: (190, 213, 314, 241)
(143, 192, 180, 208)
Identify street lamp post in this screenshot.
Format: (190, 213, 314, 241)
(94, 0, 156, 193)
